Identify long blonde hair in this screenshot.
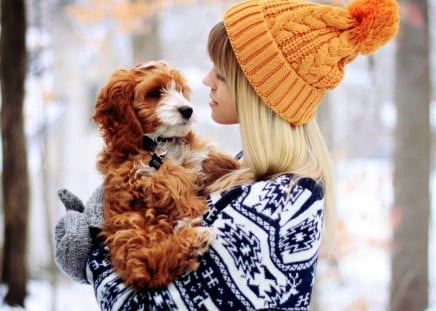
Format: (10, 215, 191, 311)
(207, 22, 336, 244)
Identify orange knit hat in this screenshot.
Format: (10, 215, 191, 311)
(224, 0, 400, 125)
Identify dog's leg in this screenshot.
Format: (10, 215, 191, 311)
(142, 223, 214, 289)
(108, 216, 213, 290)
(107, 161, 211, 289)
(201, 150, 241, 187)
(174, 218, 214, 257)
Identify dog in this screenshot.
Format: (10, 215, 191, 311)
(92, 61, 240, 290)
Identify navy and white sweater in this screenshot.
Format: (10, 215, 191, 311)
(86, 173, 325, 311)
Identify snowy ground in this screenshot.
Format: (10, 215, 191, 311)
(0, 278, 99, 311)
(0, 159, 435, 311)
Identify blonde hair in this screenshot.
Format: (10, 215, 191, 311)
(207, 22, 336, 246)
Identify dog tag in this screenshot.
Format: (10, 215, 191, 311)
(149, 153, 163, 170)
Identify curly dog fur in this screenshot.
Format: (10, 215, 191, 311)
(93, 61, 239, 290)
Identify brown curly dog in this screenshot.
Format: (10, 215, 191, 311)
(92, 61, 240, 290)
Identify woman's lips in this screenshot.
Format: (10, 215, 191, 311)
(209, 99, 217, 107)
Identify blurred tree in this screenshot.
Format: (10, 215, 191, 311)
(66, 0, 190, 35)
(131, 1, 162, 64)
(0, 0, 30, 307)
(390, 0, 430, 310)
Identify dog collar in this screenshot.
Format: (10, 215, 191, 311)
(142, 135, 172, 170)
(142, 135, 158, 153)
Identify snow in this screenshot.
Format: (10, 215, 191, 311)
(317, 160, 436, 311)
(0, 278, 99, 311)
(1, 159, 434, 310)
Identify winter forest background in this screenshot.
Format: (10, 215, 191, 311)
(0, 0, 434, 310)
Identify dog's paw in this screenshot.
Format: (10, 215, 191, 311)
(192, 227, 214, 256)
(174, 224, 213, 255)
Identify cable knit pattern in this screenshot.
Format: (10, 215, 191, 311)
(86, 174, 325, 310)
(223, 0, 399, 125)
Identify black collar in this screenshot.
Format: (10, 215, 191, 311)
(142, 135, 174, 152)
(141, 135, 173, 170)
(142, 135, 158, 152)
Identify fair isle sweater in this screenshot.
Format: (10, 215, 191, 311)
(85, 173, 325, 311)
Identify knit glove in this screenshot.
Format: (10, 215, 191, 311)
(54, 186, 104, 283)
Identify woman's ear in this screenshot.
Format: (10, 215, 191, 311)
(93, 69, 143, 153)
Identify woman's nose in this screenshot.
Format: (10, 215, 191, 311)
(202, 70, 214, 88)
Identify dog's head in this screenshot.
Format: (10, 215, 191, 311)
(93, 61, 193, 153)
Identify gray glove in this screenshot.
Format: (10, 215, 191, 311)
(54, 187, 104, 283)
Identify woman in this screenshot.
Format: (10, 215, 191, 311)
(55, 0, 399, 309)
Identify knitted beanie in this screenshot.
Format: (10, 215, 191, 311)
(224, 0, 400, 125)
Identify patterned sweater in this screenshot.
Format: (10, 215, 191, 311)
(86, 173, 325, 311)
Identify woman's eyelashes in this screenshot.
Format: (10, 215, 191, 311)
(216, 73, 226, 82)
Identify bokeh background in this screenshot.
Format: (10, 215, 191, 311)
(0, 0, 434, 310)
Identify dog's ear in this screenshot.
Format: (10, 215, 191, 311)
(170, 68, 191, 100)
(93, 69, 143, 153)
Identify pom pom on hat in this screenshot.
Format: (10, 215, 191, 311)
(348, 0, 400, 55)
(224, 0, 400, 125)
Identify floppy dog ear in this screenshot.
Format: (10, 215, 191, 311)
(93, 69, 143, 153)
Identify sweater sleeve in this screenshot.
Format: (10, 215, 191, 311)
(86, 174, 324, 311)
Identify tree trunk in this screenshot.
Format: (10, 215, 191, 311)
(132, 12, 161, 64)
(0, 0, 29, 306)
(390, 0, 430, 310)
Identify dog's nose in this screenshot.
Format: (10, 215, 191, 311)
(178, 106, 193, 119)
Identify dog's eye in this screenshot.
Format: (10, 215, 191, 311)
(147, 88, 161, 99)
